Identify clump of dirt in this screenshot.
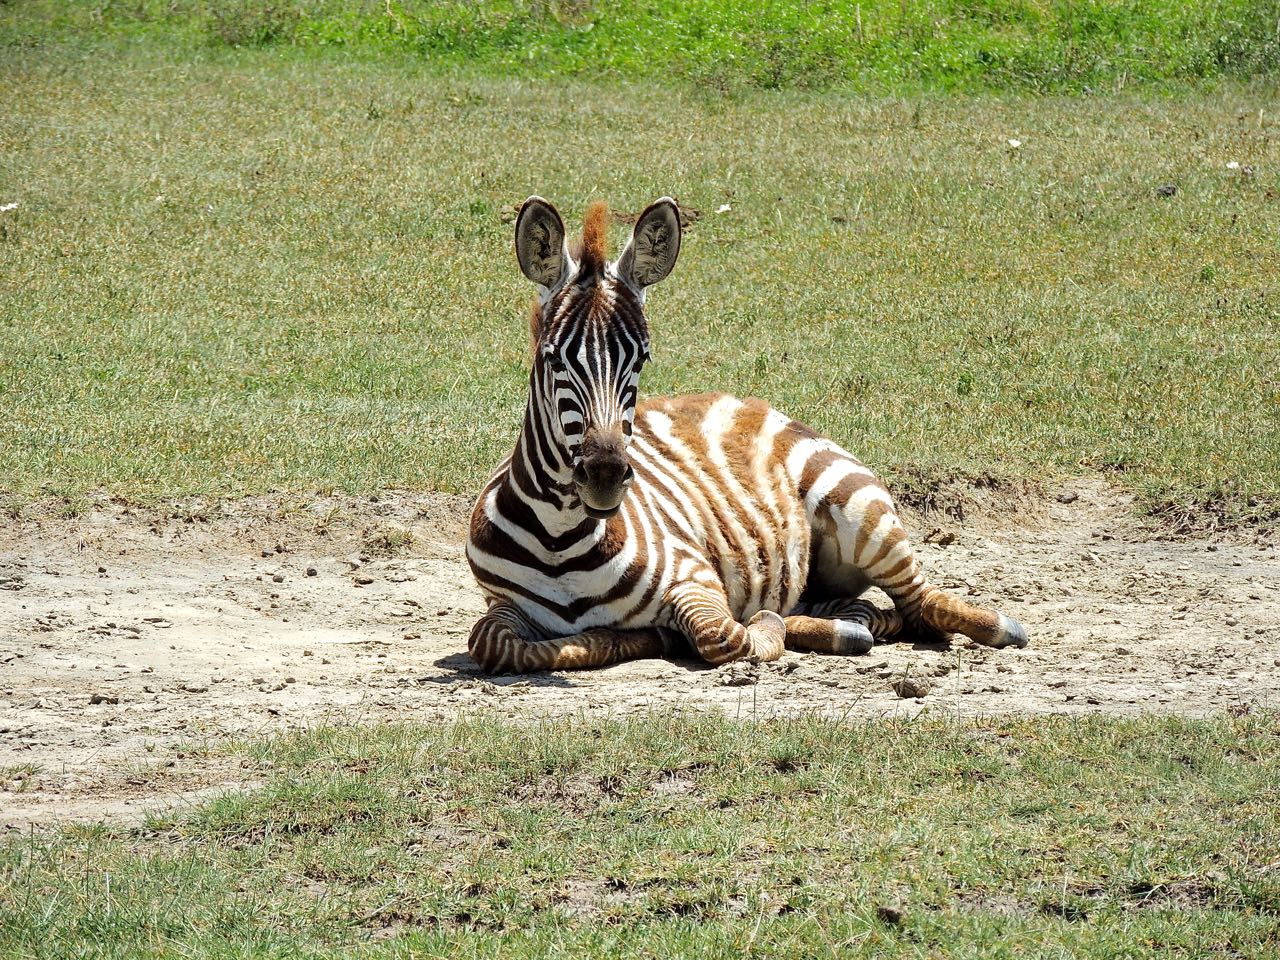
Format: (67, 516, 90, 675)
(2, 478, 1277, 829)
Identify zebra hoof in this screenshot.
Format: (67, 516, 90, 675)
(982, 614, 1029, 649)
(831, 620, 874, 655)
(749, 609, 785, 631)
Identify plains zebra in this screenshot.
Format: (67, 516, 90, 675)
(465, 197, 1028, 673)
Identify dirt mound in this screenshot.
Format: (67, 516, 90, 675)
(2, 479, 1277, 828)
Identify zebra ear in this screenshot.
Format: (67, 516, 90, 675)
(515, 196, 572, 291)
(617, 198, 681, 295)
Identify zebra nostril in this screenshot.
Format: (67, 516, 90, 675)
(572, 462, 590, 486)
(622, 463, 634, 485)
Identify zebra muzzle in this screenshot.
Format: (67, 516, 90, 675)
(573, 453, 634, 518)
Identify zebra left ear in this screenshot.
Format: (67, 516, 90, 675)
(617, 198, 681, 295)
(515, 196, 573, 292)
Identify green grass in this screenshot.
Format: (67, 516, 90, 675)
(2, 713, 1278, 957)
(1, 39, 1277, 524)
(6, 0, 1280, 92)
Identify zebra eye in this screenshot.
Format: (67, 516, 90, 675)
(544, 352, 566, 374)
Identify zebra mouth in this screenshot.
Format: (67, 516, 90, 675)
(578, 485, 628, 519)
(582, 501, 622, 520)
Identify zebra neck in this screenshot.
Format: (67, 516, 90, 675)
(501, 395, 601, 541)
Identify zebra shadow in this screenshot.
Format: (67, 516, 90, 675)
(429, 634, 952, 684)
(428, 652, 577, 687)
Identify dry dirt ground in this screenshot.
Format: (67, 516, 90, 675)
(2, 479, 1277, 829)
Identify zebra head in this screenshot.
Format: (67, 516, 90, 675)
(515, 196, 681, 519)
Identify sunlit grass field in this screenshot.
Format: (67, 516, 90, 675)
(3, 713, 1278, 958)
(2, 39, 1277, 524)
(9, 0, 1279, 92)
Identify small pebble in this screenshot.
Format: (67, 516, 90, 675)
(718, 661, 759, 686)
(354, 574, 374, 586)
(306, 566, 318, 577)
(891, 676, 931, 699)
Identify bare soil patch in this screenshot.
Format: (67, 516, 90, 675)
(2, 480, 1277, 829)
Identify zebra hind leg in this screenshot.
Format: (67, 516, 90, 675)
(783, 598, 903, 656)
(852, 507, 1029, 650)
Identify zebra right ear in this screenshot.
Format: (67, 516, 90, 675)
(617, 197, 681, 297)
(515, 197, 572, 292)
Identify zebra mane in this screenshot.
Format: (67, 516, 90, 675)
(574, 200, 610, 275)
(527, 298, 543, 355)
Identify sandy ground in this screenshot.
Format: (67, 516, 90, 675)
(2, 479, 1277, 829)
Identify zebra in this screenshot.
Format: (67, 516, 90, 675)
(465, 197, 1028, 673)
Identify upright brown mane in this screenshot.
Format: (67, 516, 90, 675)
(578, 200, 609, 274)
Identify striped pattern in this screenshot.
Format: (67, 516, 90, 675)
(466, 200, 1028, 673)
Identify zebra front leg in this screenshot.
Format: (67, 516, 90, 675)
(666, 579, 786, 665)
(468, 600, 669, 674)
(784, 598, 904, 656)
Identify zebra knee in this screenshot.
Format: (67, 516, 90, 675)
(694, 618, 753, 665)
(745, 609, 786, 662)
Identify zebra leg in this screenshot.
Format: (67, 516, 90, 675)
(666, 579, 787, 665)
(848, 508, 1028, 649)
(783, 598, 903, 655)
(468, 600, 671, 674)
